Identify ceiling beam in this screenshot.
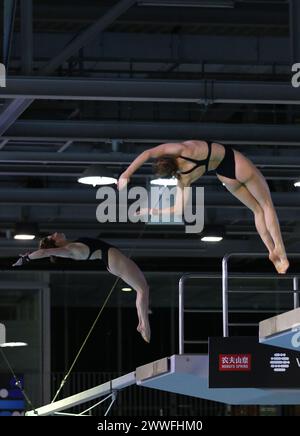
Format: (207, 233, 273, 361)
(11, 32, 290, 66)
(31, 2, 288, 27)
(0, 151, 300, 167)
(1, 77, 299, 104)
(0, 239, 266, 258)
(3, 120, 300, 144)
(0, 189, 298, 209)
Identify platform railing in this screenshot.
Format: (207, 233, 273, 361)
(179, 273, 210, 355)
(179, 254, 300, 355)
(222, 253, 300, 337)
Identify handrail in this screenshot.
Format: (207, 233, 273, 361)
(222, 252, 300, 337)
(294, 277, 299, 310)
(178, 254, 300, 354)
(179, 273, 205, 354)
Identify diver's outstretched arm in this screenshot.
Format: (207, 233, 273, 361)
(118, 142, 184, 189)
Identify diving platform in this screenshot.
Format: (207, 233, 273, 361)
(259, 308, 300, 351)
(26, 348, 300, 416)
(137, 353, 300, 405)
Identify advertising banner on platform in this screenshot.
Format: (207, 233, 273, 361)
(209, 336, 300, 388)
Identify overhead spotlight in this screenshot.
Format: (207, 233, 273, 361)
(200, 225, 224, 242)
(14, 222, 39, 240)
(0, 323, 28, 348)
(294, 181, 300, 187)
(78, 165, 117, 187)
(150, 177, 178, 186)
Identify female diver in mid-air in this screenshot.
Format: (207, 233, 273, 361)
(13, 233, 151, 342)
(118, 140, 289, 274)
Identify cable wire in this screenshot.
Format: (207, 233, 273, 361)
(0, 346, 37, 413)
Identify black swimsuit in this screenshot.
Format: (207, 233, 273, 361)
(179, 141, 236, 180)
(74, 237, 115, 268)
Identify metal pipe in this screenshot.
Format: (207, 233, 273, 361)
(184, 309, 284, 313)
(222, 253, 300, 258)
(222, 254, 230, 337)
(2, 77, 300, 105)
(178, 275, 186, 355)
(228, 289, 300, 294)
(293, 277, 299, 309)
(5, 120, 300, 144)
(228, 323, 258, 327)
(184, 340, 209, 344)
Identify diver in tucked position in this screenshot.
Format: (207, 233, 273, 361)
(13, 232, 151, 342)
(118, 140, 289, 274)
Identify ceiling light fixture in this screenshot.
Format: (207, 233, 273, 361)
(201, 236, 223, 242)
(78, 165, 117, 187)
(150, 177, 178, 186)
(200, 225, 224, 242)
(294, 181, 300, 187)
(0, 323, 28, 348)
(14, 222, 39, 240)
